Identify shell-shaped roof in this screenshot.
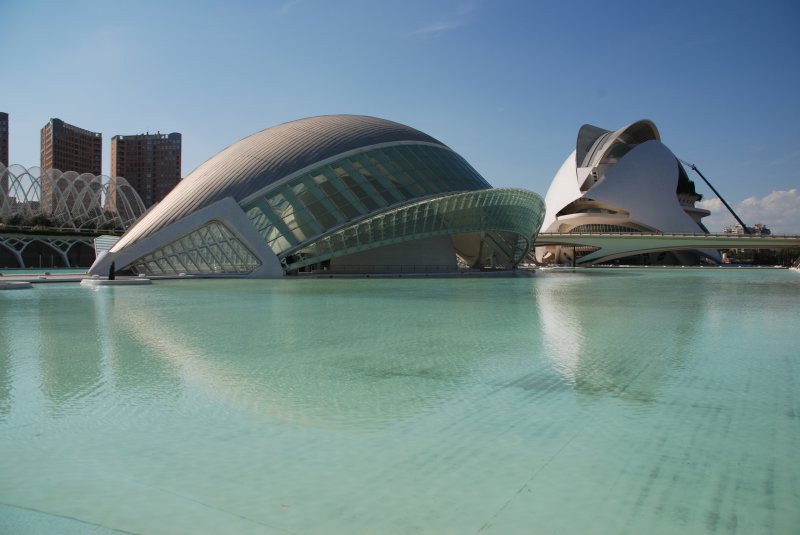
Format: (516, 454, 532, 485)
(113, 115, 446, 251)
(576, 119, 660, 168)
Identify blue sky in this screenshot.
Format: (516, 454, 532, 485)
(2, 0, 799, 231)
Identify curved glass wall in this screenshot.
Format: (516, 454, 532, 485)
(0, 163, 146, 232)
(242, 144, 492, 257)
(132, 221, 261, 276)
(284, 189, 545, 271)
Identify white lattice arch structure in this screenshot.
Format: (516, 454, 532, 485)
(1, 163, 146, 232)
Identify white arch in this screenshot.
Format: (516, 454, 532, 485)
(0, 163, 146, 232)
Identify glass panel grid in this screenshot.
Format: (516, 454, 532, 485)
(353, 154, 406, 203)
(134, 221, 261, 276)
(387, 147, 441, 194)
(406, 146, 453, 191)
(282, 186, 323, 235)
(237, 144, 499, 267)
(340, 159, 389, 208)
(335, 166, 381, 212)
(321, 167, 366, 218)
(371, 152, 425, 197)
(286, 189, 544, 270)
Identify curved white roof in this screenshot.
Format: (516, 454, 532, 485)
(577, 119, 660, 168)
(113, 115, 446, 251)
(586, 140, 703, 233)
(541, 149, 581, 230)
(541, 119, 704, 235)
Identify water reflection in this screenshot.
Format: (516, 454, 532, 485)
(37, 290, 104, 414)
(0, 330, 10, 419)
(93, 290, 182, 402)
(0, 272, 715, 426)
(0, 287, 186, 420)
(0, 291, 44, 422)
(111, 279, 513, 428)
(1, 279, 510, 429)
(535, 270, 701, 403)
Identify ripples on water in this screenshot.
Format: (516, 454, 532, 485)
(0, 269, 798, 534)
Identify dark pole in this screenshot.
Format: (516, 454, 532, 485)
(680, 160, 750, 234)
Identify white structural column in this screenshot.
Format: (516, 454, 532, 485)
(0, 233, 95, 268)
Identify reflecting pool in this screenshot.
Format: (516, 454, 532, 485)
(1, 269, 798, 534)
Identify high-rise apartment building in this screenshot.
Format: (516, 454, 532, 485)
(0, 112, 9, 168)
(111, 132, 181, 208)
(39, 118, 102, 216)
(40, 118, 102, 175)
(0, 112, 8, 195)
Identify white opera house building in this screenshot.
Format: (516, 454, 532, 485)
(534, 120, 718, 266)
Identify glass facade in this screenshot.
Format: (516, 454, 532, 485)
(283, 189, 544, 271)
(132, 221, 261, 276)
(91, 117, 548, 278)
(242, 144, 491, 259)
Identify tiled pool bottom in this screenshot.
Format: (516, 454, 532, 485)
(1, 269, 798, 534)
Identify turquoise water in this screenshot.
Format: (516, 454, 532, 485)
(0, 269, 798, 534)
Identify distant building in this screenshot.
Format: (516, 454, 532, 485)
(39, 118, 103, 216)
(723, 223, 771, 236)
(722, 223, 777, 262)
(0, 112, 8, 194)
(0, 112, 8, 168)
(40, 118, 102, 175)
(111, 132, 182, 208)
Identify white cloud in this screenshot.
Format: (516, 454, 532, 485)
(413, 20, 463, 35)
(412, 1, 478, 36)
(697, 198, 724, 212)
(697, 198, 737, 232)
(698, 189, 800, 234)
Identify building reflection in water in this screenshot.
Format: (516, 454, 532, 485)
(2, 281, 502, 429)
(535, 272, 701, 404)
(112, 280, 497, 429)
(37, 291, 104, 415)
(2, 273, 710, 425)
(0, 295, 46, 422)
(93, 290, 182, 403)
(0, 326, 10, 419)
(1, 288, 184, 420)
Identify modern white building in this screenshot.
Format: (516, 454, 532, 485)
(89, 115, 545, 278)
(535, 120, 717, 266)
